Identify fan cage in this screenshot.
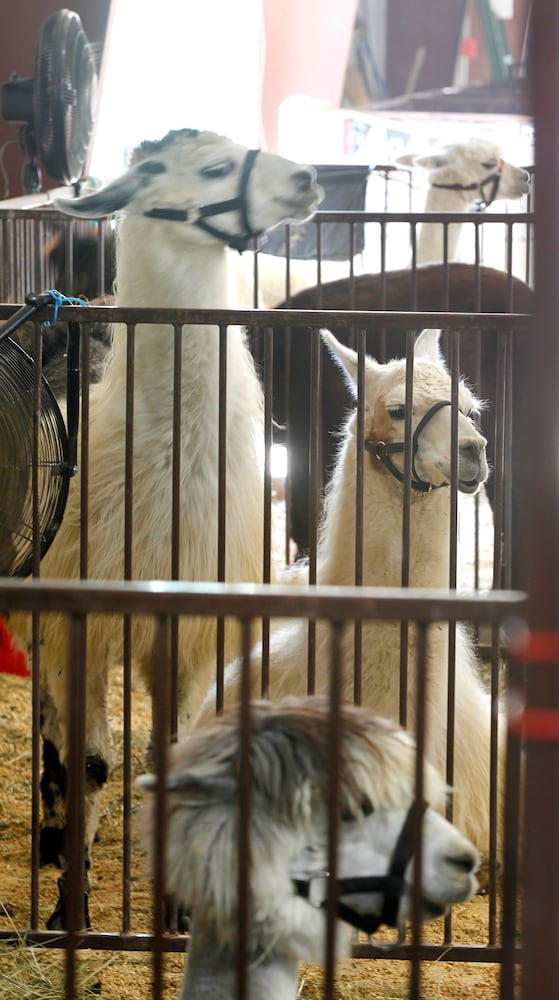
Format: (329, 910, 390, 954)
(0, 335, 70, 578)
(33, 8, 98, 185)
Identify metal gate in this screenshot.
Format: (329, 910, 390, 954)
(0, 51, 556, 1000)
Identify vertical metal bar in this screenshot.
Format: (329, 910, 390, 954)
(284, 324, 293, 566)
(122, 323, 135, 932)
(79, 317, 91, 580)
(324, 619, 344, 1000)
(170, 324, 183, 741)
(64, 613, 87, 1000)
(260, 326, 274, 696)
(306, 326, 321, 693)
(215, 324, 228, 712)
(443, 333, 460, 945)
(30, 321, 43, 928)
(398, 331, 415, 727)
(353, 330, 365, 704)
(151, 616, 171, 1000)
(499, 655, 525, 1000)
(236, 617, 253, 1000)
(409, 621, 428, 1000)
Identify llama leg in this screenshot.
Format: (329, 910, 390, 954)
(39, 680, 68, 867)
(40, 650, 112, 929)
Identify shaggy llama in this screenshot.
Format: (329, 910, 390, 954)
(10, 128, 322, 928)
(203, 329, 501, 855)
(140, 697, 479, 1000)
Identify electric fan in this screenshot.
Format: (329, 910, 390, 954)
(0, 296, 80, 578)
(1, 8, 99, 193)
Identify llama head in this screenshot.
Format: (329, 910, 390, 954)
(54, 128, 323, 250)
(322, 328, 489, 494)
(396, 137, 530, 205)
(138, 697, 479, 961)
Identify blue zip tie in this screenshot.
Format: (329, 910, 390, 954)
(43, 288, 90, 326)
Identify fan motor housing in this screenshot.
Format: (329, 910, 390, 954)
(1, 8, 98, 189)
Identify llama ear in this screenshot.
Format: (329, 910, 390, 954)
(321, 329, 359, 396)
(394, 152, 417, 168)
(408, 151, 450, 171)
(54, 160, 166, 219)
(414, 329, 446, 367)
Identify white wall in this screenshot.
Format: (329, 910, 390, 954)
(89, 0, 263, 180)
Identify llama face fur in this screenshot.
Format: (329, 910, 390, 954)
(140, 698, 479, 967)
(323, 328, 488, 495)
(56, 128, 322, 246)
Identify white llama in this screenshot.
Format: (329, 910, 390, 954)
(10, 128, 322, 929)
(235, 136, 530, 306)
(395, 137, 530, 264)
(140, 697, 480, 1000)
(203, 329, 501, 856)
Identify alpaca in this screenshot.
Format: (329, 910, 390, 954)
(139, 697, 480, 1000)
(9, 128, 322, 929)
(203, 329, 501, 857)
(395, 137, 530, 263)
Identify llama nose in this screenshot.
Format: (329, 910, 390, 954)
(293, 168, 315, 192)
(462, 439, 485, 461)
(446, 850, 477, 874)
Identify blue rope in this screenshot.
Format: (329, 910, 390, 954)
(43, 289, 90, 326)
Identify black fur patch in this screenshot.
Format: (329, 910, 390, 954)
(86, 754, 109, 789)
(39, 825, 65, 868)
(41, 739, 67, 812)
(136, 159, 167, 176)
(46, 876, 91, 931)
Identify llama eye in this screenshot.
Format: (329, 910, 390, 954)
(201, 159, 236, 179)
(481, 160, 497, 169)
(387, 405, 405, 421)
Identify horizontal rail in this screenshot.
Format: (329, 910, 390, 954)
(0, 303, 533, 330)
(0, 930, 522, 964)
(0, 207, 534, 225)
(0, 577, 527, 622)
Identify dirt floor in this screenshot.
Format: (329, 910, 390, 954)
(0, 660, 508, 1000)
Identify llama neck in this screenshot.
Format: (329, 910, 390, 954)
(179, 926, 300, 1000)
(416, 184, 474, 264)
(318, 437, 452, 588)
(115, 215, 232, 309)
(104, 215, 235, 405)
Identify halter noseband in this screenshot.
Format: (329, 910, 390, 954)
(293, 801, 426, 936)
(143, 148, 262, 251)
(431, 160, 503, 210)
(365, 400, 451, 494)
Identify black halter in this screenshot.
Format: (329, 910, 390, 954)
(364, 400, 451, 494)
(431, 163, 503, 211)
(293, 801, 426, 936)
(143, 147, 262, 251)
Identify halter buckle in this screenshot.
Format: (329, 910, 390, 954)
(306, 872, 330, 908)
